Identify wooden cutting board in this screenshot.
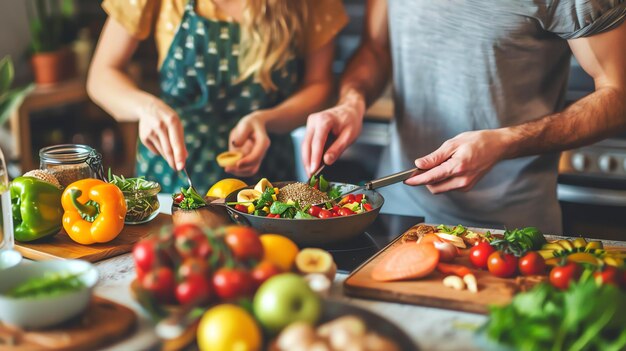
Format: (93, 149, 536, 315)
(344, 224, 623, 314)
(15, 213, 172, 262)
(0, 296, 136, 351)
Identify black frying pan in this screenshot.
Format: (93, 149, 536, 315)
(223, 182, 384, 246)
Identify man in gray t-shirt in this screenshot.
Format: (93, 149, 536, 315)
(301, 0, 626, 234)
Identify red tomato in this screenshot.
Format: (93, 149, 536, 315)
(363, 203, 373, 211)
(212, 268, 253, 300)
(251, 261, 282, 289)
(318, 209, 332, 219)
(234, 204, 248, 213)
(173, 223, 205, 240)
(142, 267, 176, 304)
(355, 194, 364, 203)
(469, 242, 496, 269)
(487, 251, 518, 278)
(175, 229, 212, 259)
(224, 226, 264, 261)
(308, 206, 321, 217)
(173, 193, 184, 204)
(345, 194, 356, 203)
(176, 274, 212, 305)
(518, 252, 546, 276)
(177, 258, 209, 280)
(337, 208, 355, 216)
(133, 239, 158, 273)
(550, 262, 581, 290)
(593, 266, 625, 288)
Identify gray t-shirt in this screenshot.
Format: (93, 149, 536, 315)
(379, 0, 626, 234)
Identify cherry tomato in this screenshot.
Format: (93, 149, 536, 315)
(224, 226, 264, 261)
(175, 227, 212, 259)
(251, 261, 282, 289)
(176, 274, 212, 305)
(487, 251, 518, 278)
(469, 242, 496, 269)
(337, 208, 355, 216)
(308, 206, 321, 217)
(173, 223, 205, 241)
(178, 258, 209, 280)
(173, 193, 184, 204)
(213, 268, 253, 300)
(332, 205, 340, 213)
(550, 262, 581, 290)
(345, 194, 356, 203)
(318, 209, 332, 219)
(142, 267, 176, 304)
(518, 252, 546, 276)
(593, 266, 625, 288)
(355, 194, 364, 203)
(133, 239, 158, 274)
(234, 204, 248, 213)
(363, 203, 373, 211)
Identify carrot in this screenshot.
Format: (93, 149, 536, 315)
(437, 262, 478, 293)
(371, 243, 440, 282)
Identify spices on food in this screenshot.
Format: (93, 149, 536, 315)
(277, 182, 330, 207)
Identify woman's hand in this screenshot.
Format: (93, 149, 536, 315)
(405, 129, 511, 193)
(137, 97, 188, 171)
(301, 97, 365, 176)
(226, 112, 271, 177)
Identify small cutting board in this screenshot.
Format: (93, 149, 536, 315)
(0, 296, 137, 351)
(15, 213, 172, 262)
(344, 224, 623, 314)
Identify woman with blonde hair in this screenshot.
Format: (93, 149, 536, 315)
(88, 0, 347, 192)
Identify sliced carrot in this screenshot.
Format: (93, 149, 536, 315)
(437, 262, 472, 277)
(371, 243, 440, 282)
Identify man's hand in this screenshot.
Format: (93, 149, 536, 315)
(406, 130, 510, 193)
(138, 97, 187, 171)
(301, 98, 365, 175)
(226, 112, 271, 177)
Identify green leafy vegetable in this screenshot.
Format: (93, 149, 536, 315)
(255, 187, 275, 210)
(491, 227, 546, 257)
(482, 278, 626, 351)
(176, 186, 207, 210)
(270, 201, 293, 215)
(327, 185, 343, 201)
(109, 170, 160, 222)
(295, 211, 314, 219)
(6, 271, 86, 299)
(437, 224, 469, 236)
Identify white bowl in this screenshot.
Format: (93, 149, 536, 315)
(0, 250, 22, 270)
(0, 259, 99, 328)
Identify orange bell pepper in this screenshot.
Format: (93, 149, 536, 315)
(61, 178, 127, 245)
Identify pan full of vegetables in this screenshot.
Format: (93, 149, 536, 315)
(223, 177, 384, 246)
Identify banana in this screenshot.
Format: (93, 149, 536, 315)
(237, 189, 262, 203)
(542, 242, 565, 251)
(254, 178, 273, 193)
(585, 241, 603, 250)
(295, 248, 337, 280)
(557, 239, 574, 252)
(572, 238, 587, 249)
(566, 252, 602, 266)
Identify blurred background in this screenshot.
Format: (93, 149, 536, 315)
(2, 0, 624, 239)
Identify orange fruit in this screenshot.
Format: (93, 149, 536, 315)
(259, 234, 299, 271)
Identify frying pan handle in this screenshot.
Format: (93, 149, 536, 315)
(225, 206, 252, 226)
(367, 167, 423, 190)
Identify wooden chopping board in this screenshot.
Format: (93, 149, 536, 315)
(344, 224, 622, 314)
(0, 296, 136, 351)
(15, 213, 172, 262)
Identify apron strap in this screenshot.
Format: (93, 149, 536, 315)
(185, 0, 195, 11)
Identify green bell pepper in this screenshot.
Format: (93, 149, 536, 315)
(10, 176, 63, 242)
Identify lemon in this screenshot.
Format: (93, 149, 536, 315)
(206, 178, 247, 198)
(260, 234, 300, 271)
(197, 304, 261, 351)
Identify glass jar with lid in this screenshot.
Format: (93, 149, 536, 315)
(39, 144, 105, 188)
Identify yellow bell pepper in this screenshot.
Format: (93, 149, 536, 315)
(61, 178, 127, 245)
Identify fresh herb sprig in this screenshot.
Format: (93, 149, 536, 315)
(176, 186, 207, 210)
(491, 227, 546, 257)
(109, 170, 161, 222)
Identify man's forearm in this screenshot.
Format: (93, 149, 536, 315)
(501, 86, 626, 159)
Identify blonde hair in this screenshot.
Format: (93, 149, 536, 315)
(238, 0, 309, 91)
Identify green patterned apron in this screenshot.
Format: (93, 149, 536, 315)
(137, 0, 300, 193)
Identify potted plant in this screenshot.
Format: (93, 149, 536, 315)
(0, 56, 34, 159)
(26, 0, 77, 85)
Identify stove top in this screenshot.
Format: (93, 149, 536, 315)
(320, 213, 424, 274)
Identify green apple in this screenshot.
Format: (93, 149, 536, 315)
(253, 273, 321, 334)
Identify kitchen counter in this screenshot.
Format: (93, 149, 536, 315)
(93, 195, 624, 350)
